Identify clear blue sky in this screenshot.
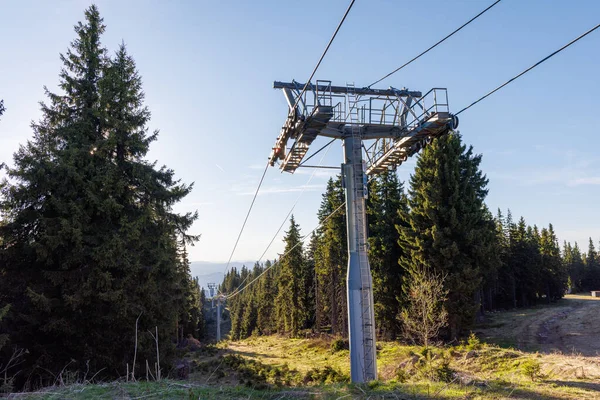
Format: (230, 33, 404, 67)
(1, 0, 599, 263)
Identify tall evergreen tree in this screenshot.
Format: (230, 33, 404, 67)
(177, 244, 202, 341)
(229, 265, 250, 339)
(538, 225, 566, 301)
(256, 260, 277, 335)
(197, 283, 207, 339)
(303, 234, 318, 329)
(569, 242, 585, 292)
(275, 216, 305, 336)
(563, 241, 574, 292)
(398, 133, 495, 340)
(314, 177, 347, 336)
(0, 6, 198, 385)
(240, 263, 262, 338)
(584, 238, 600, 290)
(367, 171, 407, 339)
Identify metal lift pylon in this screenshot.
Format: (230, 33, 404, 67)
(268, 80, 458, 383)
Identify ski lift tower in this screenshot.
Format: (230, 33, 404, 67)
(268, 80, 458, 383)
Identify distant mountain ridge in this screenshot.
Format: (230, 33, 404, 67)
(190, 261, 254, 291)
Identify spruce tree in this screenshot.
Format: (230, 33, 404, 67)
(256, 260, 277, 335)
(314, 177, 348, 335)
(304, 234, 318, 329)
(570, 242, 585, 292)
(496, 215, 538, 308)
(476, 208, 501, 313)
(584, 238, 600, 290)
(177, 245, 202, 341)
(197, 286, 206, 339)
(240, 263, 261, 338)
(367, 171, 407, 339)
(398, 132, 495, 339)
(0, 6, 198, 384)
(229, 265, 249, 339)
(539, 225, 566, 301)
(275, 216, 305, 336)
(563, 241, 574, 293)
(0, 304, 8, 352)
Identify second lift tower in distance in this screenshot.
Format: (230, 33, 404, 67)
(268, 80, 458, 383)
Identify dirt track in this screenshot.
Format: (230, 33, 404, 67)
(477, 294, 600, 356)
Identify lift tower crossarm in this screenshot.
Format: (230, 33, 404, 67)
(268, 79, 458, 383)
(273, 81, 422, 97)
(269, 81, 455, 175)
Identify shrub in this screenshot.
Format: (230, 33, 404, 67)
(435, 359, 455, 383)
(395, 368, 409, 383)
(222, 354, 301, 387)
(413, 347, 456, 383)
(331, 338, 349, 353)
(466, 333, 482, 350)
(521, 359, 542, 381)
(303, 366, 349, 384)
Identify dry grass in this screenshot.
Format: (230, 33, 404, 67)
(475, 294, 600, 357)
(226, 335, 351, 374)
(11, 296, 600, 399)
(213, 334, 600, 399)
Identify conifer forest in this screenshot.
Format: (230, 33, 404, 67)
(1, 4, 600, 398)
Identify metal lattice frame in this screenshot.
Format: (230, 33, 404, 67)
(268, 80, 458, 383)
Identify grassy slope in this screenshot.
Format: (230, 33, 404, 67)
(12, 295, 600, 399)
(15, 337, 600, 399)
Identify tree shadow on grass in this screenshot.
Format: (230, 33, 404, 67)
(459, 379, 582, 400)
(228, 349, 279, 360)
(545, 379, 600, 392)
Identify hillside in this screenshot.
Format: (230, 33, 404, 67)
(12, 295, 600, 399)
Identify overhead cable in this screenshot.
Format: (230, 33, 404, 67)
(221, 0, 355, 279)
(368, 0, 502, 88)
(299, 138, 337, 167)
(291, 0, 356, 110)
(226, 201, 347, 300)
(222, 162, 269, 278)
(456, 22, 600, 115)
(226, 172, 379, 299)
(227, 139, 336, 294)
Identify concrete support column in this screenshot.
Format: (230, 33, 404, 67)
(343, 132, 377, 383)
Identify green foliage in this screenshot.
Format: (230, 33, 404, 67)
(435, 358, 455, 383)
(466, 332, 482, 351)
(222, 354, 300, 387)
(395, 347, 457, 383)
(303, 366, 349, 384)
(398, 132, 495, 340)
(539, 225, 567, 301)
(313, 176, 347, 335)
(226, 218, 309, 340)
(394, 368, 409, 383)
(330, 338, 349, 353)
(256, 260, 277, 335)
(582, 238, 600, 291)
(275, 216, 306, 336)
(367, 171, 407, 339)
(521, 359, 542, 381)
(566, 242, 585, 292)
(0, 6, 199, 388)
(488, 210, 567, 311)
(0, 304, 8, 350)
(400, 267, 448, 347)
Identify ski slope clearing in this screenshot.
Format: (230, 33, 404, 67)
(477, 294, 600, 356)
